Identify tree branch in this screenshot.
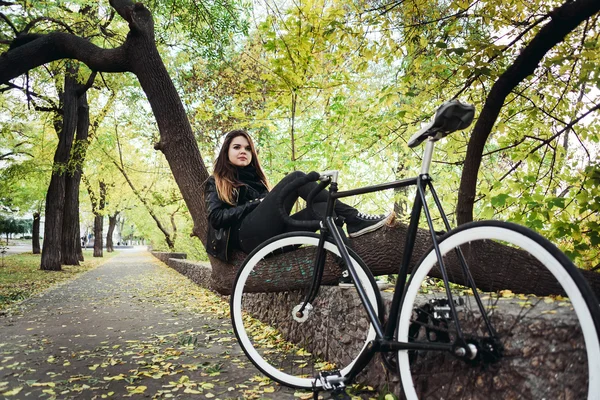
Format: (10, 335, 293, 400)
(1, 81, 59, 110)
(76, 70, 97, 96)
(497, 103, 600, 183)
(453, 14, 551, 99)
(0, 12, 18, 35)
(109, 0, 153, 34)
(0, 32, 129, 84)
(0, 150, 33, 160)
(82, 174, 99, 212)
(457, 0, 600, 225)
(21, 17, 75, 34)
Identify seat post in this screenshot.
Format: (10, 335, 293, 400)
(420, 139, 436, 175)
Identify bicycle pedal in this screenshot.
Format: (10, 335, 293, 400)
(314, 370, 346, 391)
(429, 298, 464, 320)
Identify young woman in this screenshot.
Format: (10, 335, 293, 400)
(204, 129, 389, 261)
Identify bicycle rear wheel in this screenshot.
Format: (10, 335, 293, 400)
(230, 232, 382, 389)
(397, 220, 600, 400)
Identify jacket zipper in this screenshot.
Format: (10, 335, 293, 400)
(225, 189, 241, 261)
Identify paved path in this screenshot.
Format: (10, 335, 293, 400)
(0, 250, 312, 399)
(1, 243, 32, 256)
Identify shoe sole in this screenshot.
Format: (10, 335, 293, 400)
(348, 215, 391, 238)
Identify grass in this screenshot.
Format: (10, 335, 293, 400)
(0, 249, 118, 312)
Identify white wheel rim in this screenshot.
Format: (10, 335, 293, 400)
(232, 235, 379, 388)
(397, 226, 600, 400)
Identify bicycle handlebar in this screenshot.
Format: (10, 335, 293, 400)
(277, 171, 327, 230)
(306, 179, 331, 220)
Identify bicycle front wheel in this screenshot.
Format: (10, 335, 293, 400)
(230, 232, 382, 389)
(398, 220, 600, 400)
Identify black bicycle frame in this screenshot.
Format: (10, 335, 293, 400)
(314, 173, 478, 380)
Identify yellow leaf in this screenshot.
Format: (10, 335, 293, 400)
(205, 393, 215, 398)
(2, 387, 23, 396)
(104, 374, 126, 381)
(263, 387, 275, 393)
(31, 382, 55, 387)
(127, 385, 147, 394)
(294, 392, 313, 399)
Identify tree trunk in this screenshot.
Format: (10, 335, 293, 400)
(111, 1, 209, 241)
(93, 181, 106, 257)
(62, 169, 82, 265)
(93, 214, 103, 257)
(456, 0, 600, 225)
(62, 91, 90, 265)
(210, 221, 600, 298)
(32, 212, 40, 254)
(41, 65, 79, 271)
(106, 212, 119, 252)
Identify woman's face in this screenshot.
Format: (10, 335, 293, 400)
(228, 135, 252, 167)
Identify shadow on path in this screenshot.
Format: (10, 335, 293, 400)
(0, 250, 310, 399)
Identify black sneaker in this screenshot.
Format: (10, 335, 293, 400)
(347, 212, 391, 238)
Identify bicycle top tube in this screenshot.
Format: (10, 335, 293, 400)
(276, 100, 475, 229)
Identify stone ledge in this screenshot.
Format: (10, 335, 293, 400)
(151, 251, 187, 264)
(150, 251, 399, 393)
(168, 258, 213, 289)
(149, 251, 584, 398)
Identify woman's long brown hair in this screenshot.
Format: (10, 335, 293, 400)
(213, 130, 270, 205)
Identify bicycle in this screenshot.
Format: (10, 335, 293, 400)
(229, 100, 600, 399)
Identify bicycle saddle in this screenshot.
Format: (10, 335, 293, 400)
(407, 100, 475, 148)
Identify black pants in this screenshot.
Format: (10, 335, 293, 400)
(237, 171, 357, 253)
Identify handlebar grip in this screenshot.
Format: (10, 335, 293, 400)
(277, 171, 322, 230)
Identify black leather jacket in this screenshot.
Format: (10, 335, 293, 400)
(204, 176, 264, 260)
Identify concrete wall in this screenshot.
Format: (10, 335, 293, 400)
(150, 251, 588, 399)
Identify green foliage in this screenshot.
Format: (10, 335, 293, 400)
(0, 215, 32, 237)
(146, 0, 250, 62)
(2, 0, 599, 269)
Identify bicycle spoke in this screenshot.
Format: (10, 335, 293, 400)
(231, 233, 382, 390)
(397, 222, 600, 400)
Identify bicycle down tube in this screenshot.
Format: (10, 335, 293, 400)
(325, 174, 497, 356)
(311, 173, 458, 382)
